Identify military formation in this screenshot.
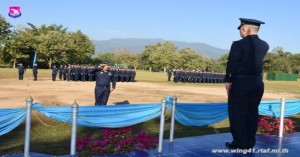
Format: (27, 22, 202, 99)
(52, 64, 136, 82)
(171, 69, 225, 83)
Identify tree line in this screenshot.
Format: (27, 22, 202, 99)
(1, 15, 299, 74)
(0, 15, 95, 68)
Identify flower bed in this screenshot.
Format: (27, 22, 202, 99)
(76, 126, 158, 156)
(258, 115, 296, 135)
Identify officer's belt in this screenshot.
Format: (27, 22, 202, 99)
(96, 85, 110, 88)
(235, 74, 261, 78)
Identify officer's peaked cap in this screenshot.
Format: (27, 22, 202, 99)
(238, 18, 265, 30)
(101, 60, 109, 65)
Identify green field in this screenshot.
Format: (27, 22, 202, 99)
(2, 68, 299, 95)
(0, 68, 299, 155)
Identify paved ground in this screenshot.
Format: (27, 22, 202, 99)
(0, 78, 296, 108)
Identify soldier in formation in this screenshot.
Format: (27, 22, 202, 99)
(52, 64, 136, 82)
(173, 69, 225, 83)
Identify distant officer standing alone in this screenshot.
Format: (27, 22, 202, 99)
(18, 63, 26, 80)
(225, 18, 269, 149)
(90, 61, 117, 105)
(167, 67, 172, 81)
(32, 64, 38, 81)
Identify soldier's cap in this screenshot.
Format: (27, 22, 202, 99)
(238, 18, 265, 30)
(101, 60, 109, 65)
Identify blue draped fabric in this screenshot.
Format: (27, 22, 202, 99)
(1, 99, 300, 136)
(259, 99, 300, 118)
(0, 108, 26, 136)
(33, 103, 165, 128)
(175, 103, 228, 126)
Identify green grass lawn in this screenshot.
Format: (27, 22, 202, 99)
(0, 68, 299, 155)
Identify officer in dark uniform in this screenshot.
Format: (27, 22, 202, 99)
(202, 72, 207, 83)
(90, 60, 117, 105)
(124, 69, 129, 82)
(167, 67, 172, 81)
(70, 65, 75, 81)
(174, 69, 182, 83)
(32, 64, 38, 81)
(119, 69, 125, 82)
(58, 65, 63, 80)
(114, 68, 120, 82)
(88, 66, 94, 82)
(52, 66, 58, 81)
(63, 65, 68, 80)
(197, 71, 203, 83)
(128, 69, 133, 82)
(131, 69, 136, 82)
(225, 18, 269, 149)
(73, 65, 80, 81)
(81, 66, 87, 82)
(181, 70, 187, 83)
(67, 65, 71, 81)
(18, 63, 26, 80)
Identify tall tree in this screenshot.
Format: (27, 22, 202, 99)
(3, 29, 34, 67)
(0, 15, 13, 64)
(94, 52, 116, 65)
(114, 49, 139, 69)
(140, 42, 177, 71)
(2, 23, 95, 68)
(263, 47, 299, 73)
(36, 30, 68, 68)
(66, 30, 95, 65)
(0, 15, 12, 46)
(178, 48, 207, 70)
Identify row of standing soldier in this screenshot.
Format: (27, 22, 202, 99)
(51, 65, 136, 82)
(168, 69, 225, 83)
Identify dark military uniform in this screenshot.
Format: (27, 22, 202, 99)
(167, 68, 172, 81)
(67, 66, 71, 81)
(63, 66, 67, 80)
(131, 70, 136, 82)
(81, 67, 87, 82)
(90, 61, 117, 105)
(33, 65, 38, 81)
(181, 71, 187, 83)
(52, 66, 58, 81)
(58, 66, 63, 80)
(174, 70, 182, 83)
(225, 18, 269, 149)
(120, 69, 125, 82)
(88, 67, 94, 81)
(73, 67, 80, 81)
(18, 64, 25, 80)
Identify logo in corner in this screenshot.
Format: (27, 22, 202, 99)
(8, 6, 21, 18)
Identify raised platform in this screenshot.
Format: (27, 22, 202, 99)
(4, 132, 300, 157)
(98, 132, 300, 157)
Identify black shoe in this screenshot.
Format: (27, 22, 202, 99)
(225, 142, 238, 148)
(225, 142, 247, 149)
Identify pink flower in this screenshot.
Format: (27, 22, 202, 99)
(258, 115, 296, 135)
(77, 126, 158, 156)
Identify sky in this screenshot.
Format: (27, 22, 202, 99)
(1, 0, 300, 53)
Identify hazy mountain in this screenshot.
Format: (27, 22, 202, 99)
(92, 38, 229, 59)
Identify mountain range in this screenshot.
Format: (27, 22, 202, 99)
(92, 38, 229, 59)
